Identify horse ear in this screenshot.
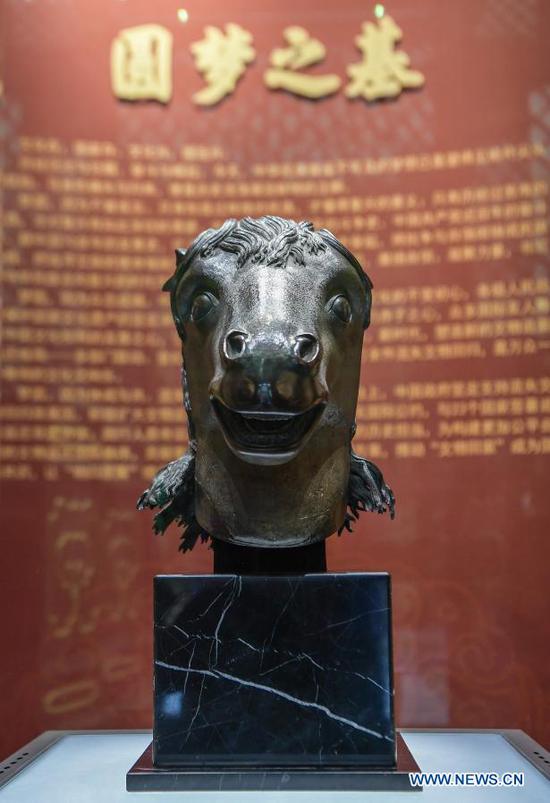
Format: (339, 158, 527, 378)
(163, 248, 187, 292)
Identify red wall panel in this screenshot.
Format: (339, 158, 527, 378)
(1, 0, 549, 757)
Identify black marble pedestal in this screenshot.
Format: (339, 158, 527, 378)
(152, 572, 396, 770)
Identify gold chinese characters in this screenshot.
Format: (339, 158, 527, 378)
(264, 27, 341, 99)
(346, 15, 425, 101)
(110, 14, 424, 106)
(111, 25, 173, 103)
(191, 24, 256, 106)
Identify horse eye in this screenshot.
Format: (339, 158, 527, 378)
(190, 292, 217, 322)
(328, 294, 352, 324)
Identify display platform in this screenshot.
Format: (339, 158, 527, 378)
(1, 730, 549, 801)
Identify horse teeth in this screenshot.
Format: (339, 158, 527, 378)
(213, 399, 323, 453)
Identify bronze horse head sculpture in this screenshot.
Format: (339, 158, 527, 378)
(139, 216, 394, 555)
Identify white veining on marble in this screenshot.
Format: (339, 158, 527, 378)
(308, 608, 390, 634)
(156, 659, 390, 741)
(234, 636, 390, 695)
(212, 576, 242, 665)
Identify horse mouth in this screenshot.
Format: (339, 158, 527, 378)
(212, 398, 325, 456)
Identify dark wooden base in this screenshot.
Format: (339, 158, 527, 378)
(126, 734, 422, 792)
(212, 537, 327, 574)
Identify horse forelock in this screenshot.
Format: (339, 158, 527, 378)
(167, 216, 373, 329)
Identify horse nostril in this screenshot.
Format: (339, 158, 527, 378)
(294, 334, 320, 365)
(274, 371, 300, 405)
(224, 330, 248, 361)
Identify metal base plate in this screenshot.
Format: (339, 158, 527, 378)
(126, 734, 422, 792)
